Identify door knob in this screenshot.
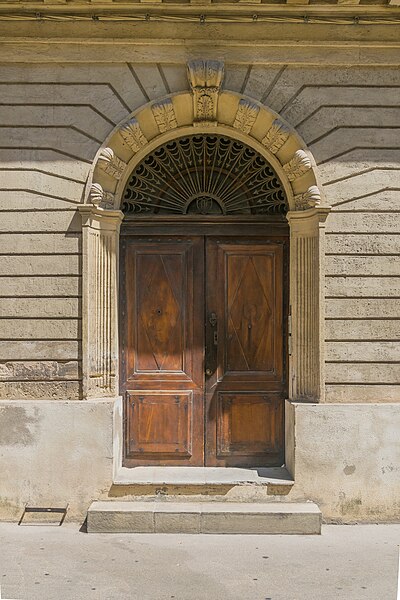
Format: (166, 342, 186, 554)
(205, 368, 212, 376)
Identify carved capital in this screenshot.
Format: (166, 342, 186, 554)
(151, 99, 178, 133)
(283, 150, 312, 182)
(120, 118, 148, 153)
(233, 99, 259, 134)
(262, 120, 290, 154)
(294, 185, 321, 211)
(187, 59, 224, 124)
(89, 183, 115, 209)
(98, 147, 127, 181)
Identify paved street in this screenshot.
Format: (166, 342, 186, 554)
(0, 523, 399, 600)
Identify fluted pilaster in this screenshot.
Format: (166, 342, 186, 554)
(287, 207, 330, 402)
(78, 206, 124, 399)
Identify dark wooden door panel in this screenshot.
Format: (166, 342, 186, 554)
(120, 236, 204, 466)
(120, 231, 288, 468)
(126, 391, 193, 459)
(216, 392, 283, 466)
(136, 252, 184, 373)
(205, 237, 287, 466)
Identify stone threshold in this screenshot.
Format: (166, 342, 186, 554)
(113, 466, 294, 487)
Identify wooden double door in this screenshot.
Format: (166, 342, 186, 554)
(120, 229, 288, 467)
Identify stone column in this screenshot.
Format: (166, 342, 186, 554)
(286, 207, 330, 402)
(78, 206, 124, 399)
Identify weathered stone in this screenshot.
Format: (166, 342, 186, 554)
(326, 234, 400, 254)
(326, 363, 400, 384)
(325, 385, 400, 403)
(283, 85, 400, 126)
(0, 190, 80, 211)
(325, 277, 400, 297)
(298, 106, 400, 146)
(310, 128, 399, 165)
(0, 175, 84, 209)
(0, 341, 79, 361)
(0, 320, 79, 339)
(0, 276, 80, 297)
(325, 319, 400, 340)
(326, 256, 400, 276)
(0, 381, 80, 400)
(87, 501, 321, 535)
(326, 298, 400, 319)
(326, 213, 400, 234)
(0, 210, 81, 233)
(0, 361, 80, 381)
(0, 233, 80, 254)
(326, 341, 400, 362)
(0, 298, 80, 319)
(0, 255, 80, 276)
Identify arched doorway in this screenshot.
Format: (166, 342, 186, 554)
(119, 133, 289, 467)
(78, 61, 330, 478)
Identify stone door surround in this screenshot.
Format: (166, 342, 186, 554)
(78, 59, 330, 405)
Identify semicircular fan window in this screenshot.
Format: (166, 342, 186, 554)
(122, 134, 287, 216)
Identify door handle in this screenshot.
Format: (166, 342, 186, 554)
(205, 312, 218, 376)
(209, 312, 217, 327)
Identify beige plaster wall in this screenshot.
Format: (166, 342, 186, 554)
(0, 400, 113, 521)
(286, 401, 400, 522)
(0, 60, 399, 403)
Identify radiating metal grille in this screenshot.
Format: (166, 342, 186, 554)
(122, 134, 287, 216)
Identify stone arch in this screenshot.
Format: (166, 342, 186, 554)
(85, 84, 324, 213)
(78, 60, 330, 430)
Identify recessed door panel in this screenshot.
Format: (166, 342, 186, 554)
(126, 391, 193, 458)
(136, 252, 184, 373)
(216, 392, 283, 458)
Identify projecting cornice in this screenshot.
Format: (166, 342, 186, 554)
(0, 2, 399, 65)
(0, 0, 400, 19)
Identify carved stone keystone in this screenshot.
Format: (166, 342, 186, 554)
(187, 59, 224, 125)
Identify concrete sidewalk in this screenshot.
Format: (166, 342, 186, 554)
(0, 523, 399, 600)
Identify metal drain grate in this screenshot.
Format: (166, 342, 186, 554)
(18, 505, 68, 526)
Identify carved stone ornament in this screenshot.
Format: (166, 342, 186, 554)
(262, 120, 290, 154)
(283, 149, 312, 182)
(187, 59, 224, 124)
(98, 147, 127, 181)
(294, 185, 321, 210)
(120, 118, 148, 153)
(151, 99, 178, 133)
(89, 183, 115, 209)
(233, 99, 259, 134)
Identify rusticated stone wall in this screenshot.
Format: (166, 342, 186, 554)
(0, 61, 399, 403)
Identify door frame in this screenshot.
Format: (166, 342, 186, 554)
(119, 216, 289, 467)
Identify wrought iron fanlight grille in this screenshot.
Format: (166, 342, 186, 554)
(122, 134, 287, 216)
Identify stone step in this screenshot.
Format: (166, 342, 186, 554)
(111, 466, 294, 499)
(87, 501, 321, 535)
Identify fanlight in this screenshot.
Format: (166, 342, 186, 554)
(122, 134, 287, 216)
